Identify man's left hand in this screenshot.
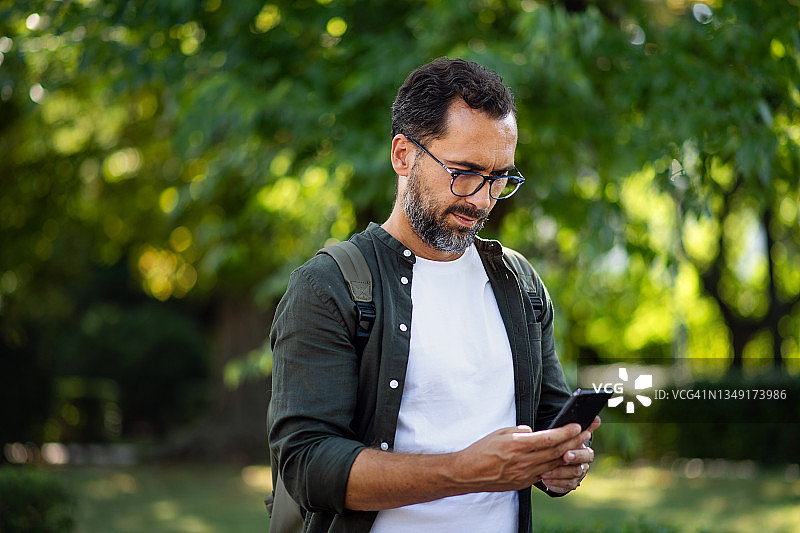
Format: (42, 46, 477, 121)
(539, 416, 599, 493)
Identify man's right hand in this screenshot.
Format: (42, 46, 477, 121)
(451, 422, 595, 492)
(345, 421, 596, 511)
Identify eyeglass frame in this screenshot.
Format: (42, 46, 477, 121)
(406, 136, 525, 200)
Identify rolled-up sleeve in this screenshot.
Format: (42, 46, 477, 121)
(269, 260, 366, 514)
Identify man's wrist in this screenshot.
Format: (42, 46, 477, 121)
(346, 448, 468, 510)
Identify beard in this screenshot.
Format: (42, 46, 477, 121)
(402, 163, 489, 254)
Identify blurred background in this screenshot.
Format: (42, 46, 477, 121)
(1, 0, 798, 531)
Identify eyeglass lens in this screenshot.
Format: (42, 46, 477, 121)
(451, 173, 522, 199)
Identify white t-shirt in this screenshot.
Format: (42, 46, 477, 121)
(370, 244, 518, 533)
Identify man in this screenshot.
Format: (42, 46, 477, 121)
(269, 57, 599, 533)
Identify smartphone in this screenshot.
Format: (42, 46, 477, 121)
(546, 388, 612, 430)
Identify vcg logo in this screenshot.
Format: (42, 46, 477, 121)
(592, 367, 653, 414)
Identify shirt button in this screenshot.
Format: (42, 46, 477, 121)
(399, 323, 407, 332)
(389, 379, 399, 389)
(400, 276, 408, 285)
(403, 249, 412, 257)
(380, 442, 389, 451)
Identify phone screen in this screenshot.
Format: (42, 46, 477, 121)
(546, 388, 612, 430)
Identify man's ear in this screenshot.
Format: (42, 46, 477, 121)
(390, 134, 413, 178)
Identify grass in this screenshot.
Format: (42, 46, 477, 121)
(533, 458, 800, 533)
(44, 458, 799, 532)
(55, 463, 271, 533)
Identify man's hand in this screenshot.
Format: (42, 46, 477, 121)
(452, 417, 598, 493)
(345, 416, 600, 511)
(540, 416, 600, 493)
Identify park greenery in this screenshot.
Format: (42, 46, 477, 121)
(4, 460, 799, 532)
(1, 0, 799, 467)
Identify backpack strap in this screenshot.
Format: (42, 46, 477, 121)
(316, 241, 376, 356)
(267, 241, 376, 530)
(502, 248, 544, 321)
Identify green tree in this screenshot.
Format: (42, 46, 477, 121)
(497, 1, 800, 370)
(2, 0, 797, 452)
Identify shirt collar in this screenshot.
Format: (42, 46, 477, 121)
(366, 222, 417, 264)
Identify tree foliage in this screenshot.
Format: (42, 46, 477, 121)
(1, 0, 798, 443)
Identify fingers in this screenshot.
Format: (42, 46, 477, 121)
(541, 462, 590, 492)
(542, 482, 572, 494)
(556, 426, 594, 458)
(543, 463, 587, 481)
(541, 473, 583, 493)
(513, 422, 582, 449)
(468, 423, 596, 492)
(563, 446, 594, 465)
(558, 416, 600, 464)
(540, 419, 599, 492)
(513, 424, 592, 466)
(507, 415, 600, 451)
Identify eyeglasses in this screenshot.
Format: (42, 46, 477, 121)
(407, 137, 525, 200)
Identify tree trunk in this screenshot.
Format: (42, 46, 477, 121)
(211, 296, 271, 420)
(763, 209, 785, 370)
(159, 296, 273, 463)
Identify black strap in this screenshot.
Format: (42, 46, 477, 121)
(316, 241, 376, 356)
(502, 248, 544, 322)
(528, 294, 544, 317)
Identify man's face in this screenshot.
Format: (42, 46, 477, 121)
(402, 158, 488, 254)
(401, 100, 518, 254)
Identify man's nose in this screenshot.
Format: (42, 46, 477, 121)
(466, 181, 493, 210)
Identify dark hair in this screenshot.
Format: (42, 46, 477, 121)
(391, 57, 516, 143)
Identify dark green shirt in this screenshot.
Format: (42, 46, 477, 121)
(269, 223, 571, 533)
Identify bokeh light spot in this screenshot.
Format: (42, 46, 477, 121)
(104, 148, 142, 182)
(170, 226, 193, 252)
(26, 13, 41, 30)
(692, 3, 713, 24)
(254, 5, 281, 33)
(159, 187, 179, 213)
(29, 83, 45, 103)
(326, 17, 347, 37)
